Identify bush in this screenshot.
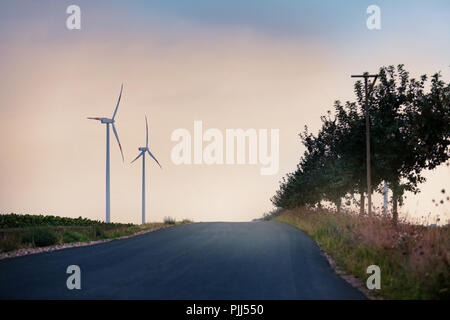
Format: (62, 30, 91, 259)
(21, 228, 59, 247)
(0, 213, 134, 228)
(94, 226, 105, 238)
(0, 235, 21, 252)
(62, 230, 84, 243)
(263, 208, 284, 221)
(164, 216, 176, 225)
(1, 223, 162, 253)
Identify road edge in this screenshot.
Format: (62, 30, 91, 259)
(272, 220, 381, 300)
(315, 242, 381, 300)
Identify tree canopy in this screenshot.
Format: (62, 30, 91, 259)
(272, 65, 450, 224)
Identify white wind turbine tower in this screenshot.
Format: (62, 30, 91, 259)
(87, 84, 125, 223)
(131, 116, 162, 225)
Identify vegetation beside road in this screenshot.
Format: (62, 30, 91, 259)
(0, 214, 191, 252)
(271, 208, 449, 300)
(272, 65, 449, 224)
(0, 213, 131, 228)
(269, 64, 449, 299)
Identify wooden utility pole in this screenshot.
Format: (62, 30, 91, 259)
(351, 73, 378, 215)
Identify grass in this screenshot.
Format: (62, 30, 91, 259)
(0, 216, 193, 253)
(273, 207, 449, 300)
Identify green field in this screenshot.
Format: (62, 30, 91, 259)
(0, 213, 191, 252)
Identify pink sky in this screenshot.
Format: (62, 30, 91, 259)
(0, 1, 449, 224)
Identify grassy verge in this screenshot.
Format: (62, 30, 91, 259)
(0, 214, 192, 253)
(273, 208, 449, 300)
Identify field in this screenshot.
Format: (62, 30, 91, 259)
(0, 213, 191, 253)
(272, 208, 450, 300)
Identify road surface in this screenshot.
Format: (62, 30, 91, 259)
(0, 222, 366, 299)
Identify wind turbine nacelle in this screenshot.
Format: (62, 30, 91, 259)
(139, 147, 147, 151)
(101, 118, 114, 124)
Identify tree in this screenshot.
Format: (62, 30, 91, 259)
(272, 64, 449, 225)
(370, 65, 449, 224)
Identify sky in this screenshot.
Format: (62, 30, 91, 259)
(0, 0, 449, 224)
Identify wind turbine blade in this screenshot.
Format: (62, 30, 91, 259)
(112, 84, 123, 120)
(112, 123, 124, 162)
(147, 150, 162, 169)
(87, 117, 101, 121)
(145, 115, 149, 148)
(130, 152, 143, 164)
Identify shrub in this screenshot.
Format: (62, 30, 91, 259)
(163, 216, 176, 225)
(263, 208, 284, 221)
(21, 228, 59, 247)
(0, 234, 21, 252)
(62, 230, 84, 243)
(0, 213, 134, 228)
(94, 226, 105, 238)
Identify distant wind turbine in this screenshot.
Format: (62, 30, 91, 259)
(131, 116, 162, 225)
(87, 84, 125, 223)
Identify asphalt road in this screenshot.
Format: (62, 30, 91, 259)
(0, 222, 366, 299)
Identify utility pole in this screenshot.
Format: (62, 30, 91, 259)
(383, 181, 389, 216)
(351, 73, 378, 215)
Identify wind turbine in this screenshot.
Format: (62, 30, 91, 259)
(87, 84, 125, 223)
(131, 116, 162, 225)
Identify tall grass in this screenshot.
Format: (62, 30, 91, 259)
(274, 207, 449, 300)
(0, 223, 165, 253)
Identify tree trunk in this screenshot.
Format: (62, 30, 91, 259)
(392, 199, 398, 225)
(360, 192, 365, 215)
(391, 179, 400, 225)
(336, 198, 341, 214)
